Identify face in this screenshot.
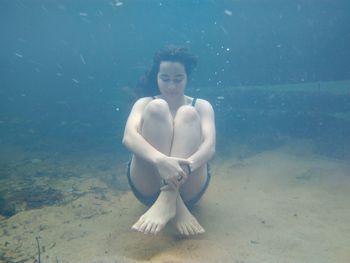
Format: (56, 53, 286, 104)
(157, 61, 187, 96)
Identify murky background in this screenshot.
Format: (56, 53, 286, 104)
(1, 0, 350, 153)
(1, 0, 350, 262)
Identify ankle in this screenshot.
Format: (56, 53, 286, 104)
(160, 180, 179, 192)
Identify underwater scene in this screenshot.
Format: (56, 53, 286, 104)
(1, 0, 350, 262)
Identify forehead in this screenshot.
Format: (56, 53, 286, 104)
(158, 61, 186, 75)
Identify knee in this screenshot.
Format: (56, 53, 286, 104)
(143, 99, 170, 121)
(174, 105, 199, 124)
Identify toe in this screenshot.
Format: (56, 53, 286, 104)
(178, 224, 185, 235)
(150, 223, 158, 234)
(139, 220, 148, 233)
(194, 221, 204, 233)
(189, 224, 197, 235)
(154, 224, 161, 234)
(197, 224, 205, 234)
(131, 221, 141, 231)
(132, 216, 144, 231)
(183, 225, 190, 236)
(144, 222, 153, 234)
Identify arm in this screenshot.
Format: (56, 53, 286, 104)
(122, 98, 190, 188)
(122, 97, 166, 164)
(187, 99, 216, 172)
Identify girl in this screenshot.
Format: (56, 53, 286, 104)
(123, 45, 216, 235)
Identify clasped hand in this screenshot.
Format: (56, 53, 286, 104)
(154, 156, 192, 189)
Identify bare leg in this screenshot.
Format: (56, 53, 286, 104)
(130, 99, 172, 195)
(130, 99, 178, 234)
(131, 186, 178, 234)
(174, 194, 205, 235)
(130, 101, 208, 235)
(170, 105, 207, 235)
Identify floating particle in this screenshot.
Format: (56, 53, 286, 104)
(41, 5, 48, 13)
(79, 12, 88, 16)
(217, 96, 225, 100)
(31, 158, 42, 164)
(56, 72, 62, 77)
(15, 53, 23, 58)
(115, 107, 120, 111)
(72, 78, 79, 84)
(111, 0, 123, 6)
(80, 54, 86, 65)
(224, 9, 232, 16)
(220, 26, 228, 35)
(226, 48, 230, 51)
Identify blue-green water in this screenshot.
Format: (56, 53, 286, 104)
(1, 1, 350, 261)
(1, 0, 350, 154)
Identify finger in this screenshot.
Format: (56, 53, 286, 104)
(181, 173, 188, 182)
(177, 175, 186, 186)
(177, 169, 186, 179)
(179, 163, 191, 176)
(171, 157, 192, 166)
(173, 179, 181, 190)
(174, 178, 182, 189)
(165, 178, 178, 190)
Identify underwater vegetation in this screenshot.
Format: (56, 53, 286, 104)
(0, 194, 16, 217)
(0, 187, 64, 218)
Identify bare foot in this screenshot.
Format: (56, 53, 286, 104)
(132, 188, 177, 234)
(172, 195, 205, 236)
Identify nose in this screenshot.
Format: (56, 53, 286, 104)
(167, 81, 177, 88)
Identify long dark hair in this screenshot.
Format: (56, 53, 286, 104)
(137, 45, 198, 97)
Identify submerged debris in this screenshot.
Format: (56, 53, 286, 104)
(0, 187, 65, 217)
(14, 186, 65, 209)
(0, 194, 16, 217)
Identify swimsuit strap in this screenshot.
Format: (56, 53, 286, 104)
(191, 97, 197, 106)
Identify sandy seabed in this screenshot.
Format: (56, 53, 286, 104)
(1, 139, 350, 263)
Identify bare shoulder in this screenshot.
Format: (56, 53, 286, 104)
(131, 97, 153, 110)
(134, 96, 153, 106)
(195, 98, 215, 114)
